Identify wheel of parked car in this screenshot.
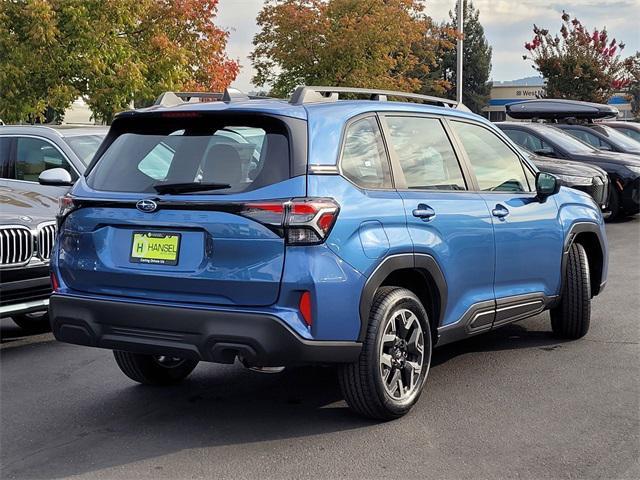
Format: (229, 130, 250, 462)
(607, 189, 621, 221)
(338, 287, 432, 420)
(550, 242, 591, 339)
(113, 351, 199, 385)
(12, 313, 51, 334)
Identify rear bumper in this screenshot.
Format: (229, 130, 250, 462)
(49, 294, 361, 366)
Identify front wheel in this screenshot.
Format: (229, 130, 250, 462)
(550, 242, 591, 339)
(338, 287, 432, 420)
(113, 351, 198, 385)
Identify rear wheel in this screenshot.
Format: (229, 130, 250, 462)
(12, 312, 51, 334)
(338, 287, 432, 420)
(550, 242, 591, 339)
(113, 351, 198, 385)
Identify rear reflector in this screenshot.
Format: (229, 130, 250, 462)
(51, 271, 59, 292)
(299, 291, 312, 327)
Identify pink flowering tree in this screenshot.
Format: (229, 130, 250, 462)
(522, 11, 630, 103)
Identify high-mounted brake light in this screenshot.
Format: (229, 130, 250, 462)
(240, 198, 339, 245)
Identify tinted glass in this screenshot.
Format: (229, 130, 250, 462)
(596, 125, 640, 150)
(502, 129, 554, 154)
(386, 116, 466, 190)
(532, 126, 595, 154)
(618, 127, 640, 142)
(565, 129, 609, 149)
(88, 118, 289, 194)
(340, 117, 392, 189)
(0, 137, 11, 178)
(15, 137, 75, 182)
(452, 121, 530, 192)
(63, 135, 105, 165)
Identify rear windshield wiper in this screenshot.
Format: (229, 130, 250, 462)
(153, 182, 231, 194)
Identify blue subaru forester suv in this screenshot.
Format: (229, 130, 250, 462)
(48, 87, 608, 419)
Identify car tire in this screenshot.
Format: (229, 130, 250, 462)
(113, 351, 198, 385)
(606, 188, 621, 221)
(338, 287, 432, 420)
(12, 312, 51, 334)
(550, 242, 591, 339)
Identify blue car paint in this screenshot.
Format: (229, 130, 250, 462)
(54, 97, 608, 347)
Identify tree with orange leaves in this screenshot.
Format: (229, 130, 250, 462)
(250, 0, 454, 97)
(0, 0, 239, 124)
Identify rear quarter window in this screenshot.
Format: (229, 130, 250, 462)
(87, 115, 292, 194)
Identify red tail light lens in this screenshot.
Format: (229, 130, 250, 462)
(299, 291, 313, 327)
(241, 198, 339, 245)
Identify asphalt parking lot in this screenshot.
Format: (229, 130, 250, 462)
(1, 217, 638, 480)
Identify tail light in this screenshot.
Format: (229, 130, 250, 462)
(240, 198, 339, 245)
(50, 271, 60, 292)
(57, 194, 78, 227)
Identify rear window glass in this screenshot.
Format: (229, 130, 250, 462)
(87, 116, 290, 194)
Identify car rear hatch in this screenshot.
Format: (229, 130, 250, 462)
(56, 110, 308, 307)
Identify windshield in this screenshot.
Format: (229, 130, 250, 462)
(596, 125, 640, 150)
(63, 135, 105, 165)
(87, 117, 290, 194)
(534, 126, 597, 154)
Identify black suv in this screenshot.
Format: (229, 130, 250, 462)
(497, 122, 640, 219)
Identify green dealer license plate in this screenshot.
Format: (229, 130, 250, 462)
(130, 231, 181, 266)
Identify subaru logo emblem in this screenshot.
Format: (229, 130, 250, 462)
(136, 199, 157, 213)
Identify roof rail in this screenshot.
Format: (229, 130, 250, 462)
(153, 88, 259, 107)
(289, 86, 460, 108)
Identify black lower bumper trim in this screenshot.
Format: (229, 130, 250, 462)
(49, 295, 361, 366)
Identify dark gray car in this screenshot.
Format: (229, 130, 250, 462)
(0, 125, 106, 331)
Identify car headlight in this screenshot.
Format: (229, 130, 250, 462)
(553, 174, 594, 186)
(626, 165, 640, 176)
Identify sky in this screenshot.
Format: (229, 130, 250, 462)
(217, 0, 640, 92)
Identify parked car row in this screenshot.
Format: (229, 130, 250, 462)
(0, 126, 107, 330)
(498, 99, 640, 220)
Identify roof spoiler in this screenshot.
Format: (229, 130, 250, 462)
(153, 88, 269, 107)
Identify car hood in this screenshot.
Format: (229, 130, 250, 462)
(529, 155, 606, 177)
(0, 181, 59, 228)
(569, 150, 640, 166)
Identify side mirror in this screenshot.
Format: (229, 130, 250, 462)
(38, 168, 73, 186)
(536, 172, 560, 200)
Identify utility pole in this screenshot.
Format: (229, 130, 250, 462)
(456, 0, 464, 104)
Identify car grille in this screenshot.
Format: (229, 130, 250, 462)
(574, 176, 609, 208)
(0, 226, 34, 266)
(0, 222, 57, 268)
(37, 223, 57, 260)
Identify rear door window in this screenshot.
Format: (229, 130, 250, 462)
(15, 137, 77, 182)
(88, 117, 290, 194)
(565, 129, 612, 150)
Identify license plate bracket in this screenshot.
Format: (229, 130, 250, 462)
(130, 231, 181, 266)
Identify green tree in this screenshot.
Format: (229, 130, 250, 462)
(522, 11, 629, 103)
(250, 0, 454, 97)
(437, 0, 492, 113)
(623, 52, 640, 117)
(0, 0, 239, 124)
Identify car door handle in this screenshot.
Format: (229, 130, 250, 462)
(412, 204, 436, 221)
(491, 204, 509, 218)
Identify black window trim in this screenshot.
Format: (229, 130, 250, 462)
(445, 118, 538, 194)
(335, 112, 396, 192)
(0, 134, 80, 183)
(377, 112, 474, 192)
